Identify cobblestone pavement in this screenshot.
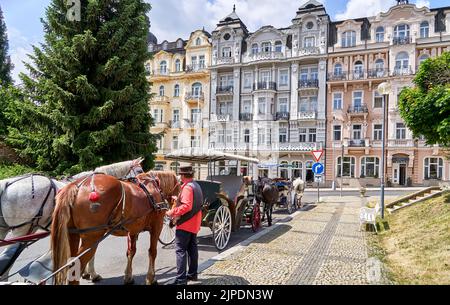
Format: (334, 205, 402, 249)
(196, 196, 383, 285)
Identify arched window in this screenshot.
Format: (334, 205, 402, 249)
(292, 161, 303, 179)
(420, 21, 429, 38)
(196, 37, 201, 46)
(418, 54, 429, 65)
(251, 43, 258, 55)
(261, 42, 271, 53)
(354, 60, 364, 79)
(375, 26, 384, 43)
(424, 157, 444, 180)
(361, 157, 380, 178)
(341, 31, 356, 47)
(160, 60, 167, 74)
(175, 59, 181, 72)
(275, 41, 282, 52)
(174, 84, 180, 97)
(191, 82, 202, 97)
(144, 63, 151, 75)
(334, 63, 343, 76)
(375, 59, 384, 71)
(395, 52, 409, 75)
(159, 85, 165, 97)
(394, 24, 410, 44)
(337, 157, 356, 177)
(154, 162, 165, 171)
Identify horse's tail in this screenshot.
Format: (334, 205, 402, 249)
(51, 182, 78, 285)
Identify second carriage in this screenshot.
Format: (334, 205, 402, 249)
(158, 149, 262, 251)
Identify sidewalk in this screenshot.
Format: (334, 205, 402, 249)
(304, 187, 427, 192)
(196, 196, 382, 285)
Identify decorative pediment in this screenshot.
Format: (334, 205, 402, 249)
(336, 19, 363, 31)
(246, 26, 286, 44)
(377, 4, 433, 21)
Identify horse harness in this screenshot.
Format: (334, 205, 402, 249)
(0, 174, 56, 233)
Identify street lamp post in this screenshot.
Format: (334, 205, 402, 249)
(377, 82, 392, 219)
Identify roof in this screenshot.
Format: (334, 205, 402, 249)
(165, 148, 260, 164)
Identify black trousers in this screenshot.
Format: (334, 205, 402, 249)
(175, 229, 198, 283)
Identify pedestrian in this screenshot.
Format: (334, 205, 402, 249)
(166, 166, 203, 285)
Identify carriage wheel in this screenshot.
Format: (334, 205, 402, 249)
(212, 205, 232, 251)
(287, 190, 295, 215)
(159, 215, 176, 246)
(251, 202, 261, 232)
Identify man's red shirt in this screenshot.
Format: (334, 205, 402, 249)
(170, 178, 202, 234)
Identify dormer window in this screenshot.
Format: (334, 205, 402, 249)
(222, 47, 232, 58)
(304, 37, 315, 48)
(162, 42, 168, 50)
(261, 42, 271, 53)
(375, 27, 384, 43)
(394, 24, 410, 38)
(177, 40, 183, 48)
(252, 43, 259, 55)
(342, 31, 356, 47)
(196, 37, 202, 46)
(275, 41, 282, 52)
(420, 21, 429, 38)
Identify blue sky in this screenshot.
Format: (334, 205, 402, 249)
(1, 0, 447, 82)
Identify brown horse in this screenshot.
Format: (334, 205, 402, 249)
(51, 171, 180, 285)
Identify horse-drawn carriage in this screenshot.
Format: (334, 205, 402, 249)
(159, 149, 261, 251)
(272, 177, 306, 214)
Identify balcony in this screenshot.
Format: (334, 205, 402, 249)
(216, 85, 234, 95)
(347, 105, 368, 114)
(298, 47, 321, 56)
(298, 111, 317, 120)
(185, 93, 205, 104)
(327, 72, 348, 81)
(152, 95, 170, 104)
(214, 57, 235, 65)
(185, 64, 207, 73)
(392, 66, 414, 77)
(152, 69, 170, 77)
(298, 79, 319, 89)
(278, 142, 318, 152)
(368, 69, 389, 79)
(183, 119, 203, 129)
(152, 121, 169, 130)
(348, 139, 366, 147)
(169, 120, 181, 129)
(240, 113, 253, 121)
(275, 112, 290, 121)
(388, 139, 415, 147)
(253, 81, 277, 91)
(393, 36, 412, 45)
(217, 114, 232, 122)
(243, 51, 285, 63)
(351, 71, 365, 80)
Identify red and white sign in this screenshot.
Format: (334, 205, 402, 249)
(311, 150, 324, 162)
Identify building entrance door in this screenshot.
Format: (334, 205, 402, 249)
(399, 164, 407, 186)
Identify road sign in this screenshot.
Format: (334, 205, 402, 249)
(314, 175, 323, 183)
(311, 150, 324, 162)
(312, 162, 324, 175)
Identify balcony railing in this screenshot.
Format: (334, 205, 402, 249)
(392, 66, 414, 76)
(393, 36, 412, 45)
(298, 79, 319, 88)
(298, 47, 321, 56)
(152, 69, 170, 76)
(351, 70, 365, 80)
(215, 57, 235, 65)
(278, 142, 318, 151)
(185, 92, 205, 102)
(216, 85, 234, 94)
(368, 69, 389, 78)
(185, 64, 207, 73)
(183, 119, 203, 129)
(388, 139, 415, 147)
(347, 105, 368, 114)
(298, 111, 317, 120)
(244, 51, 284, 63)
(253, 82, 277, 91)
(169, 120, 181, 129)
(327, 72, 347, 81)
(216, 114, 232, 122)
(240, 113, 253, 121)
(153, 96, 170, 103)
(348, 139, 365, 147)
(275, 112, 290, 121)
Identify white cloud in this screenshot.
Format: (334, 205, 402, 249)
(147, 0, 320, 42)
(415, 0, 430, 8)
(7, 27, 35, 84)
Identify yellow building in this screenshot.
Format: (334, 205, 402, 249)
(146, 30, 212, 178)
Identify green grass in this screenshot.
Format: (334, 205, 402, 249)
(370, 192, 450, 285)
(0, 163, 36, 180)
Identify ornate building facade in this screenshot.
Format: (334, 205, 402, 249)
(325, 2, 450, 187)
(147, 30, 212, 178)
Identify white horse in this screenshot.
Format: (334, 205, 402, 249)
(0, 158, 145, 282)
(292, 177, 306, 209)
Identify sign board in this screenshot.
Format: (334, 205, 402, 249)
(311, 150, 324, 162)
(314, 175, 323, 183)
(312, 163, 324, 175)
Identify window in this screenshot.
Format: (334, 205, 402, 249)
(299, 128, 307, 142)
(395, 52, 409, 69)
(278, 98, 288, 112)
(251, 43, 258, 54)
(260, 70, 271, 83)
(275, 41, 282, 52)
(418, 54, 429, 65)
(310, 67, 318, 80)
(241, 73, 251, 89)
(333, 125, 342, 141)
(199, 55, 205, 69)
(160, 61, 167, 74)
(309, 128, 317, 143)
(244, 129, 250, 143)
(304, 37, 315, 48)
(261, 42, 271, 53)
(172, 109, 180, 123)
(420, 21, 429, 38)
(394, 24, 410, 38)
(341, 31, 356, 47)
(279, 69, 289, 87)
(333, 92, 342, 110)
(153, 108, 163, 123)
(191, 108, 201, 123)
(192, 82, 202, 97)
(310, 96, 318, 112)
(159, 85, 165, 97)
(375, 26, 384, 42)
(191, 136, 200, 148)
(374, 91, 383, 108)
(174, 84, 180, 97)
(196, 37, 201, 46)
(300, 68, 308, 81)
(298, 97, 308, 112)
(218, 130, 225, 143)
(222, 47, 231, 57)
(424, 157, 443, 180)
(361, 157, 380, 178)
(279, 126, 288, 143)
(354, 61, 364, 79)
(352, 124, 362, 140)
(257, 129, 265, 145)
(373, 124, 382, 141)
(353, 91, 363, 108)
(258, 97, 266, 114)
(243, 100, 252, 113)
(175, 59, 181, 72)
(334, 63, 343, 76)
(172, 136, 179, 150)
(191, 56, 197, 69)
(396, 122, 406, 139)
(337, 157, 356, 177)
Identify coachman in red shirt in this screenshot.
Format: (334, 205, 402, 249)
(166, 166, 203, 285)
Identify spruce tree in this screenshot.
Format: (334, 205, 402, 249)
(7, 0, 158, 174)
(0, 5, 13, 85)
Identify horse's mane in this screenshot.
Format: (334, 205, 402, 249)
(95, 160, 136, 178)
(147, 171, 180, 197)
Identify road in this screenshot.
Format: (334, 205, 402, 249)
(6, 189, 413, 285)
